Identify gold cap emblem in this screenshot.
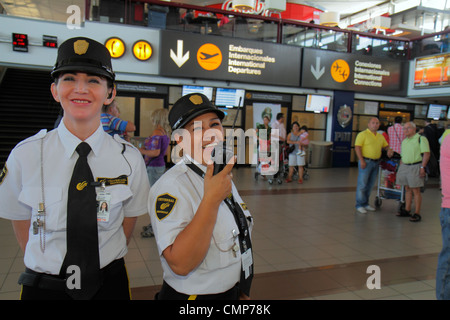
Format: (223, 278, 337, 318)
(189, 95, 203, 105)
(73, 39, 89, 55)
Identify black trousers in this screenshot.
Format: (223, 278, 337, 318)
(19, 258, 130, 300)
(157, 281, 240, 300)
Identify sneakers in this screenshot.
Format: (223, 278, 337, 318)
(356, 206, 376, 214)
(141, 224, 154, 238)
(356, 207, 367, 214)
(296, 150, 306, 156)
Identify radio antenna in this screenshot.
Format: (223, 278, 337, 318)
(231, 96, 242, 130)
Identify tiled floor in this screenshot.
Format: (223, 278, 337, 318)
(0, 166, 443, 300)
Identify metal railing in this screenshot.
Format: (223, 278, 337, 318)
(88, 0, 414, 60)
(2, 0, 448, 60)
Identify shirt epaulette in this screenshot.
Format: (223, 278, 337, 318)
(113, 134, 136, 150)
(14, 129, 48, 149)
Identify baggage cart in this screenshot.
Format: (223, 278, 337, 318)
(375, 157, 405, 212)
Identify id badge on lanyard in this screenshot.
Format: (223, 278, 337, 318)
(96, 182, 111, 222)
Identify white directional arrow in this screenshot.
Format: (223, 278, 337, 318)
(311, 57, 325, 80)
(170, 40, 190, 68)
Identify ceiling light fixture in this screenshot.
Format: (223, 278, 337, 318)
(319, 11, 340, 27)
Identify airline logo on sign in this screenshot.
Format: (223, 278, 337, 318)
(330, 59, 350, 83)
(169, 40, 223, 71)
(302, 48, 405, 95)
(197, 43, 223, 71)
(160, 30, 301, 86)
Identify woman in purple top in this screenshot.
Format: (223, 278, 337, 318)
(140, 108, 170, 185)
(140, 108, 170, 237)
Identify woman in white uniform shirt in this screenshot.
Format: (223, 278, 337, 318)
(0, 37, 150, 300)
(149, 93, 254, 300)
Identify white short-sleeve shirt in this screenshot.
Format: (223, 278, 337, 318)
(0, 121, 150, 274)
(148, 156, 253, 295)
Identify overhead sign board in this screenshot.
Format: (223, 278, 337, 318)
(301, 49, 406, 95)
(414, 52, 450, 89)
(160, 30, 301, 87)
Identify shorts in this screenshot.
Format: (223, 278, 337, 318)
(396, 163, 424, 188)
(288, 153, 305, 167)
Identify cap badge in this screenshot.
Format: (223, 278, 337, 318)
(73, 40, 89, 55)
(189, 95, 203, 105)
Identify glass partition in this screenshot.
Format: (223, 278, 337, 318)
(282, 24, 349, 52)
(352, 34, 408, 59)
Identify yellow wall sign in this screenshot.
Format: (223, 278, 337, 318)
(133, 40, 152, 61)
(104, 37, 126, 59)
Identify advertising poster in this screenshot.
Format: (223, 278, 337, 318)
(414, 52, 450, 89)
(252, 103, 281, 173)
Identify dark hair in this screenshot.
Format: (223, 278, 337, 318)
(291, 121, 300, 129)
(394, 116, 402, 123)
(54, 72, 114, 90)
(300, 125, 308, 131)
(276, 113, 284, 120)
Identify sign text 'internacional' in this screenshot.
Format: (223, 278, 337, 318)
(354, 60, 391, 87)
(227, 45, 276, 75)
(160, 30, 301, 87)
(302, 48, 406, 95)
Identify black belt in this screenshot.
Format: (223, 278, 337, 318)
(18, 258, 124, 292)
(403, 161, 422, 165)
(364, 157, 380, 161)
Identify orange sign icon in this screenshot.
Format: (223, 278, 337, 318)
(330, 59, 350, 83)
(105, 38, 126, 59)
(197, 43, 222, 71)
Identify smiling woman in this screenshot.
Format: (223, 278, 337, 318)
(176, 112, 224, 165)
(0, 37, 150, 300)
(149, 93, 254, 300)
(51, 72, 115, 140)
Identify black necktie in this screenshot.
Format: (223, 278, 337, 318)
(62, 142, 100, 300)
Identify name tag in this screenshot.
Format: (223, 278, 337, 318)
(96, 175, 128, 186)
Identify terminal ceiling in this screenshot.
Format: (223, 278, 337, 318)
(1, 0, 449, 104)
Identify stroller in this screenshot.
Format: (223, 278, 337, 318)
(255, 143, 309, 184)
(254, 142, 286, 184)
(267, 143, 288, 184)
(282, 146, 310, 182)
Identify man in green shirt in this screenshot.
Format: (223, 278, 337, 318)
(396, 121, 430, 222)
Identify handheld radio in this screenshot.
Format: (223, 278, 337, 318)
(211, 97, 242, 175)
